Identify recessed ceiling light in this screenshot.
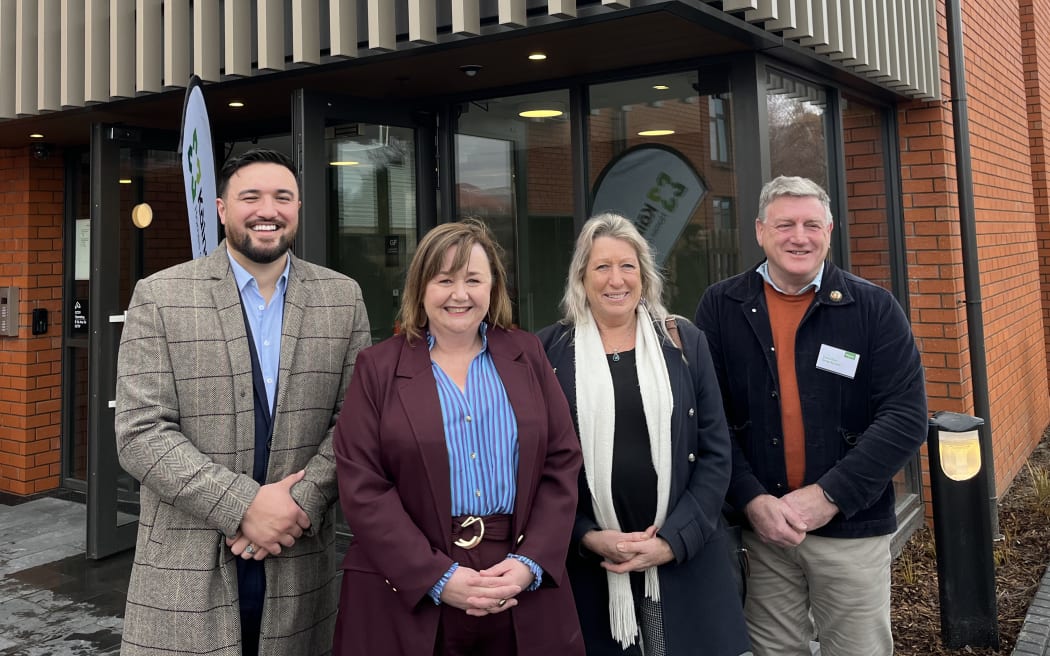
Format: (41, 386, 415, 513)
(519, 109, 563, 119)
(29, 133, 44, 139)
(228, 101, 245, 108)
(652, 85, 670, 90)
(329, 161, 360, 166)
(638, 129, 675, 137)
(119, 178, 133, 184)
(528, 53, 547, 61)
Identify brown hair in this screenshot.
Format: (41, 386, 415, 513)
(399, 219, 513, 343)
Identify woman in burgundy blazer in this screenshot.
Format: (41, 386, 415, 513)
(332, 220, 584, 655)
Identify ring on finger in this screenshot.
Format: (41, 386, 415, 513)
(245, 544, 256, 555)
(497, 598, 507, 608)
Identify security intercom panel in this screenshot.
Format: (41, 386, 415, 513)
(0, 287, 20, 337)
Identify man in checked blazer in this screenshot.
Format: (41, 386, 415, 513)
(115, 149, 370, 655)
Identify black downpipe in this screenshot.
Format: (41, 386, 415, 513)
(946, 0, 999, 536)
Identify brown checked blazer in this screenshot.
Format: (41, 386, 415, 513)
(115, 242, 370, 656)
(332, 327, 585, 655)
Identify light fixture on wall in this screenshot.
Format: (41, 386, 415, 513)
(119, 178, 133, 184)
(329, 161, 360, 166)
(228, 100, 245, 108)
(652, 84, 670, 90)
(528, 52, 547, 61)
(29, 133, 44, 139)
(131, 203, 153, 229)
(637, 128, 675, 137)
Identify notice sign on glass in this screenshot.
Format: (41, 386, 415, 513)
(73, 299, 88, 333)
(75, 220, 90, 281)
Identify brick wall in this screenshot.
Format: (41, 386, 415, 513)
(1022, 0, 1050, 392)
(0, 147, 64, 495)
(901, 1, 1050, 518)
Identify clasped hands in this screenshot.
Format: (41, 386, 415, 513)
(440, 557, 535, 616)
(582, 525, 675, 574)
(227, 470, 311, 561)
(745, 484, 839, 548)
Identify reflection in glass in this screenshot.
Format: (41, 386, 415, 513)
(456, 91, 574, 331)
(842, 95, 892, 290)
(327, 124, 417, 343)
(589, 71, 739, 315)
(767, 70, 829, 188)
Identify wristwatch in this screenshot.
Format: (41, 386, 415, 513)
(821, 487, 837, 505)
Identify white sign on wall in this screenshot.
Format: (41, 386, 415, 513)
(592, 145, 707, 266)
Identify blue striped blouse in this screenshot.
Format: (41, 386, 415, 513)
(426, 325, 543, 603)
(428, 325, 519, 515)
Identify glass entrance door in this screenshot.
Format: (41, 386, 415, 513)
(86, 124, 183, 558)
(294, 91, 434, 342)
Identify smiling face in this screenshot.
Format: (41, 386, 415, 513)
(423, 243, 493, 342)
(216, 162, 300, 267)
(755, 194, 833, 294)
(584, 236, 642, 326)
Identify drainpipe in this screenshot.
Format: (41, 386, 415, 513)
(945, 0, 1000, 537)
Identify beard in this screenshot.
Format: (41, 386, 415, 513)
(226, 224, 296, 264)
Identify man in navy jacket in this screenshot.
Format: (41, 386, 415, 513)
(695, 176, 927, 656)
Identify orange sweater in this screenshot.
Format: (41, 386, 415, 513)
(764, 284, 815, 490)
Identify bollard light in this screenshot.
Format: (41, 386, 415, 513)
(937, 428, 981, 481)
(927, 411, 999, 650)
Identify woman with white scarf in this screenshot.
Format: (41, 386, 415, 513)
(539, 214, 750, 656)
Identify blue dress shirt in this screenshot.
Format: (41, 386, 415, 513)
(228, 251, 289, 413)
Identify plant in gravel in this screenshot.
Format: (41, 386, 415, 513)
(1027, 460, 1050, 512)
(898, 551, 919, 585)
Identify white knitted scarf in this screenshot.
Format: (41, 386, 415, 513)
(574, 304, 673, 649)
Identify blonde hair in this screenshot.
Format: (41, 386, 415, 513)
(559, 212, 669, 326)
(399, 219, 513, 343)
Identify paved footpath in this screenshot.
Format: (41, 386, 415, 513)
(0, 496, 128, 655)
(2, 493, 1050, 655)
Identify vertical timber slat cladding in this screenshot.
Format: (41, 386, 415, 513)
(15, 0, 38, 116)
(135, 0, 162, 93)
(292, 0, 320, 65)
(368, 0, 395, 50)
(84, 0, 107, 103)
(409, 0, 437, 44)
(257, 0, 285, 70)
(110, 0, 135, 98)
(162, 0, 189, 88)
(330, 0, 358, 57)
(59, 0, 83, 108)
(37, 0, 60, 111)
(224, 0, 251, 77)
(192, 0, 220, 80)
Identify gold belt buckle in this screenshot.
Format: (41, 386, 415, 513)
(454, 515, 485, 550)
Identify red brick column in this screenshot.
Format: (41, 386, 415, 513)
(0, 147, 64, 495)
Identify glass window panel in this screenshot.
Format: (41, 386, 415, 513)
(588, 71, 739, 315)
(767, 69, 829, 189)
(842, 95, 892, 291)
(456, 91, 575, 331)
(327, 123, 417, 342)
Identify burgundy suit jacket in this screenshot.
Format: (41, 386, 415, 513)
(332, 326, 584, 655)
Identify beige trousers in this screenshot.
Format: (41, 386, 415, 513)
(742, 531, 893, 656)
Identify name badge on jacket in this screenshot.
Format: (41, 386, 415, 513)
(816, 344, 859, 379)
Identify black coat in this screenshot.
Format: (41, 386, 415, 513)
(538, 319, 750, 656)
